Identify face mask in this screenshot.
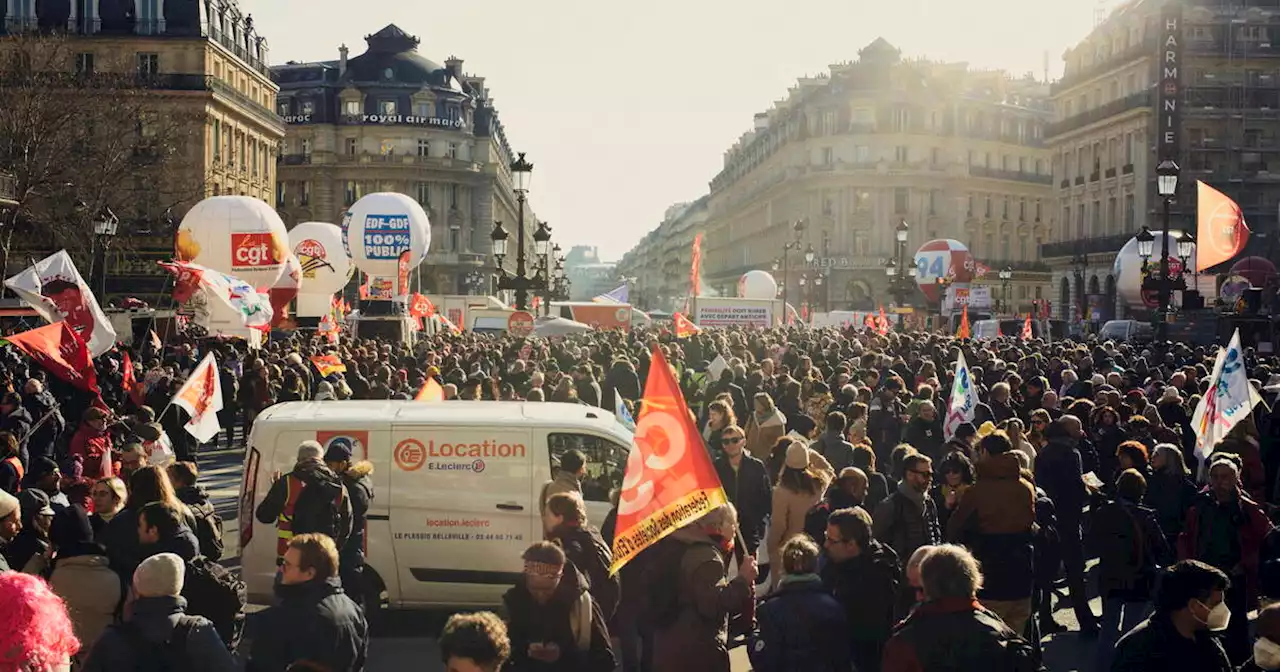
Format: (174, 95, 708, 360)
(1255, 638, 1280, 670)
(1196, 599, 1231, 631)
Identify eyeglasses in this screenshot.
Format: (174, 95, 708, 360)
(909, 470, 933, 478)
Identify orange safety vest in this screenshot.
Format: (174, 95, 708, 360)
(275, 474, 306, 557)
(2, 456, 22, 493)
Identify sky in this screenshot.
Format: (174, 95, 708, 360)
(245, 0, 1101, 262)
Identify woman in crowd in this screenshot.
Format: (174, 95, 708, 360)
(0, 571, 81, 671)
(766, 441, 832, 591)
(702, 399, 736, 461)
(746, 393, 787, 463)
(542, 492, 619, 620)
(88, 477, 126, 542)
(47, 505, 120, 664)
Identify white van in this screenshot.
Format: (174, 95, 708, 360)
(238, 401, 633, 611)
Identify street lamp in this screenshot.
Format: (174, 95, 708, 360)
(935, 275, 953, 330)
(92, 205, 119, 301)
(779, 219, 806, 312)
(998, 266, 1013, 314)
(492, 152, 546, 311)
(1142, 159, 1183, 342)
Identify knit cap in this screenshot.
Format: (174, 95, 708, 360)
(0, 490, 16, 521)
(133, 552, 185, 598)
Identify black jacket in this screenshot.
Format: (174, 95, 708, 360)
(713, 453, 771, 553)
(340, 462, 374, 557)
(256, 460, 352, 549)
(749, 576, 852, 672)
(503, 571, 616, 672)
(811, 432, 856, 474)
(882, 597, 1040, 672)
(1089, 499, 1170, 601)
(22, 389, 63, 461)
(1111, 611, 1232, 672)
(821, 539, 901, 672)
(247, 576, 369, 672)
(553, 523, 620, 621)
(82, 595, 235, 672)
(1035, 435, 1086, 521)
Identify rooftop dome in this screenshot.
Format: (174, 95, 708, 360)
(344, 24, 447, 86)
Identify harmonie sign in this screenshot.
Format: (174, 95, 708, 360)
(1157, 2, 1183, 161)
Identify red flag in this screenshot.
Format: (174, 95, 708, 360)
(1197, 181, 1251, 272)
(149, 329, 163, 353)
(610, 346, 728, 573)
(310, 354, 347, 377)
(1022, 314, 1033, 340)
(415, 377, 445, 402)
(122, 351, 146, 407)
(689, 233, 704, 298)
(876, 305, 890, 336)
(864, 314, 876, 331)
(2, 322, 101, 398)
(956, 305, 971, 339)
(672, 312, 701, 338)
(408, 293, 436, 319)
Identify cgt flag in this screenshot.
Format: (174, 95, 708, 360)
(1197, 181, 1251, 272)
(610, 346, 727, 574)
(5, 250, 118, 357)
(0, 322, 101, 399)
(310, 354, 346, 377)
(415, 377, 445, 402)
(170, 352, 223, 443)
(673, 312, 700, 338)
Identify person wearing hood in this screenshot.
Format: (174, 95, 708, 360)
(82, 552, 235, 671)
(944, 430, 1037, 637)
(821, 506, 902, 672)
(247, 533, 368, 672)
(313, 381, 337, 401)
(325, 441, 374, 604)
(48, 504, 121, 662)
(68, 407, 113, 479)
(255, 441, 352, 562)
(749, 535, 851, 672)
(0, 391, 33, 466)
(22, 378, 64, 463)
(745, 392, 786, 463)
(23, 456, 70, 510)
(5, 488, 55, 573)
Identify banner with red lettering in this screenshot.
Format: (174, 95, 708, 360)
(610, 347, 727, 574)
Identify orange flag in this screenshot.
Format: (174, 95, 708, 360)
(1197, 181, 1251, 272)
(1022, 314, 1033, 340)
(876, 305, 890, 336)
(610, 346, 727, 574)
(415, 377, 445, 402)
(956, 305, 971, 339)
(689, 233, 704, 298)
(673, 312, 701, 338)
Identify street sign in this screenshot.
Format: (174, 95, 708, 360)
(508, 310, 535, 337)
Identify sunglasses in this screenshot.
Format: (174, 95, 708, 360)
(909, 470, 933, 478)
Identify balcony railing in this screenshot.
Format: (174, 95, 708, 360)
(1051, 37, 1156, 95)
(1040, 233, 1134, 258)
(969, 166, 1054, 185)
(1046, 92, 1152, 138)
(980, 260, 1053, 273)
(0, 172, 16, 206)
(279, 154, 312, 165)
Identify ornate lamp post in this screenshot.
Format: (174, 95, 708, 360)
(92, 205, 118, 300)
(491, 152, 546, 311)
(1139, 159, 1184, 342)
(998, 266, 1013, 314)
(779, 219, 806, 311)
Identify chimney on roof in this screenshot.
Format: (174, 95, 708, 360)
(339, 44, 348, 77)
(445, 55, 463, 78)
(753, 113, 769, 132)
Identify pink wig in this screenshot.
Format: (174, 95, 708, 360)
(0, 572, 80, 671)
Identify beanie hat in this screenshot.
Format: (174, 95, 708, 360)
(0, 490, 17, 521)
(133, 552, 185, 598)
(785, 441, 810, 470)
(296, 440, 323, 463)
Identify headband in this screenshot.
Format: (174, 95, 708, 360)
(524, 560, 563, 580)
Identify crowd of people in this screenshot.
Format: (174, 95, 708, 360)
(0, 321, 1276, 671)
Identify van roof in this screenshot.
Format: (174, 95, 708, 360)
(255, 400, 629, 434)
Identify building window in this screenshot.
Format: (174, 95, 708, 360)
(415, 182, 430, 206)
(415, 102, 431, 117)
(300, 182, 310, 206)
(854, 145, 870, 163)
(894, 188, 908, 214)
(894, 146, 908, 163)
(344, 181, 358, 206)
(1124, 193, 1135, 229)
(1061, 207, 1070, 237)
(1002, 155, 1011, 171)
(1002, 199, 1009, 219)
(417, 139, 430, 157)
(984, 196, 992, 218)
(449, 184, 459, 209)
(277, 100, 289, 116)
(930, 148, 941, 165)
(1001, 237, 1010, 261)
(344, 100, 361, 116)
(821, 147, 834, 164)
(448, 143, 459, 159)
(301, 100, 315, 115)
(75, 52, 94, 75)
(1124, 132, 1134, 164)
(449, 224, 460, 251)
(136, 53, 159, 76)
(251, 142, 258, 176)
(379, 99, 397, 115)
(928, 190, 938, 215)
(1076, 204, 1085, 238)
(853, 108, 873, 124)
(1107, 197, 1118, 234)
(968, 196, 975, 217)
(345, 137, 358, 155)
(300, 138, 312, 156)
(1019, 237, 1027, 260)
(1019, 199, 1026, 220)
(380, 140, 395, 156)
(275, 182, 284, 206)
(212, 119, 221, 159)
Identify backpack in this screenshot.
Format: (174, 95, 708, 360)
(292, 474, 351, 549)
(181, 557, 246, 652)
(118, 614, 201, 671)
(188, 500, 225, 562)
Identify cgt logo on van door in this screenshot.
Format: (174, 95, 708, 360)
(393, 438, 525, 472)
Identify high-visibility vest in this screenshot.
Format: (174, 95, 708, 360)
(275, 475, 306, 557)
(2, 456, 22, 493)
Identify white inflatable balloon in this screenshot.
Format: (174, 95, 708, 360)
(175, 196, 289, 289)
(341, 193, 431, 299)
(1112, 230, 1197, 310)
(738, 270, 779, 300)
(289, 222, 354, 317)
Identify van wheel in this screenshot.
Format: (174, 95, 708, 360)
(362, 567, 389, 634)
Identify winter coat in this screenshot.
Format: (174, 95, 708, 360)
(1035, 435, 1086, 522)
(503, 570, 616, 672)
(255, 460, 352, 549)
(749, 575, 852, 672)
(553, 523, 620, 621)
(873, 485, 942, 563)
(247, 576, 369, 672)
(538, 471, 582, 515)
(881, 597, 1039, 672)
(68, 422, 112, 480)
(903, 416, 945, 462)
(946, 452, 1037, 601)
(713, 453, 772, 554)
(822, 539, 901, 672)
(603, 363, 642, 409)
(1089, 498, 1169, 601)
(1177, 491, 1272, 603)
(23, 389, 64, 461)
(766, 482, 826, 583)
(745, 409, 786, 463)
(811, 431, 857, 474)
(82, 595, 235, 672)
(49, 553, 121, 657)
(1144, 469, 1199, 547)
(341, 461, 374, 557)
(651, 526, 752, 672)
(867, 398, 906, 464)
(1110, 611, 1233, 672)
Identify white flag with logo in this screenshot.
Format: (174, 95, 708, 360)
(4, 250, 117, 357)
(170, 352, 223, 443)
(1191, 328, 1264, 464)
(943, 351, 977, 440)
